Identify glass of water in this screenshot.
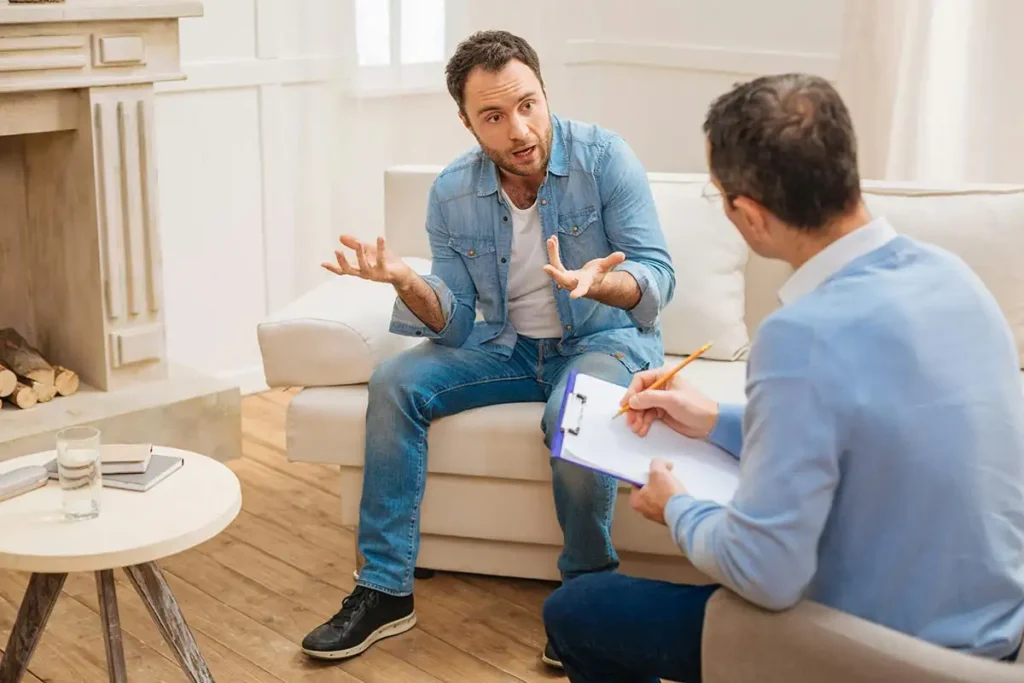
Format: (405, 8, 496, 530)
(56, 426, 102, 521)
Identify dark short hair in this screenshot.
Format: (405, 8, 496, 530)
(703, 73, 861, 230)
(445, 30, 544, 113)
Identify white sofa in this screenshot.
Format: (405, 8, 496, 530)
(258, 169, 1024, 586)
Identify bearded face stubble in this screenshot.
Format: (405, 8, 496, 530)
(474, 123, 552, 178)
(459, 59, 553, 183)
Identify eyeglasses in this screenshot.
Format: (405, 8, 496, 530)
(701, 182, 736, 205)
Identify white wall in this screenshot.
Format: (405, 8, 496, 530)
(155, 0, 348, 392)
(150, 0, 858, 392)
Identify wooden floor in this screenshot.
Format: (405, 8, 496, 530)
(0, 390, 565, 682)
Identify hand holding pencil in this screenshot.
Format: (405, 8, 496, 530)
(617, 342, 720, 439)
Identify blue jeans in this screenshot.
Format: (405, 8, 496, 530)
(544, 572, 719, 683)
(356, 336, 633, 596)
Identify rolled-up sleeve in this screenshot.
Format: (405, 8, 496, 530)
(597, 135, 676, 334)
(388, 184, 478, 347)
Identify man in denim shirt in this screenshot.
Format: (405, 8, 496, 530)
(302, 30, 675, 666)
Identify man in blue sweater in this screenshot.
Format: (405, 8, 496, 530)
(543, 73, 1024, 682)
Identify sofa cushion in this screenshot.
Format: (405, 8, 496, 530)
(648, 174, 751, 361)
(286, 356, 749, 474)
(257, 258, 430, 387)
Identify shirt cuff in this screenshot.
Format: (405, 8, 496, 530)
(665, 493, 699, 553)
(388, 274, 456, 340)
(708, 402, 745, 458)
(613, 260, 660, 333)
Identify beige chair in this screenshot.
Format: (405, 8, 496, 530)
(258, 168, 1024, 681)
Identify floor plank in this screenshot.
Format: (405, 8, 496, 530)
(0, 571, 183, 682)
(0, 391, 564, 682)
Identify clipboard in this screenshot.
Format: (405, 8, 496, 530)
(550, 371, 740, 505)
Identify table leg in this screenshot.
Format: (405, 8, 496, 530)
(0, 572, 67, 683)
(95, 570, 127, 683)
(124, 563, 214, 683)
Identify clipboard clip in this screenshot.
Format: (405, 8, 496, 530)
(561, 392, 587, 436)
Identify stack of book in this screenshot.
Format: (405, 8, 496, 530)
(46, 443, 183, 491)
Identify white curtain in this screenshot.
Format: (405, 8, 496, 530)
(838, 0, 1024, 185)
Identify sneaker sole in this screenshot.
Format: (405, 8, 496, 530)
(541, 652, 564, 669)
(302, 612, 417, 660)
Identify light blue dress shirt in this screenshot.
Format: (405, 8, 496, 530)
(666, 218, 1024, 659)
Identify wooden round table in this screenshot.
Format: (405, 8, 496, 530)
(0, 446, 241, 683)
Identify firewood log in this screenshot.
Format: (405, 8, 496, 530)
(0, 362, 14, 398)
(6, 381, 38, 409)
(0, 328, 54, 387)
(30, 380, 56, 403)
(53, 365, 79, 396)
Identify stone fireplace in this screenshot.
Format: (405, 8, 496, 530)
(0, 0, 240, 461)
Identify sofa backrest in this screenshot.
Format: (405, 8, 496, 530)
(384, 166, 1024, 368)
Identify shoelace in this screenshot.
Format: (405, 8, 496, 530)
(330, 587, 379, 628)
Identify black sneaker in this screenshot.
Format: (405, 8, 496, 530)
(541, 640, 563, 669)
(301, 586, 416, 660)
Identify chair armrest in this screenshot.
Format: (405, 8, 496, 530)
(702, 590, 1022, 683)
(257, 258, 430, 388)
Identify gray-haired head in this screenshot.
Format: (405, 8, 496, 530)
(703, 73, 861, 231)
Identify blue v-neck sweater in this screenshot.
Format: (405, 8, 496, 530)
(667, 235, 1024, 659)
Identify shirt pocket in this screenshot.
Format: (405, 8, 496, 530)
(556, 206, 605, 268)
(448, 236, 498, 298)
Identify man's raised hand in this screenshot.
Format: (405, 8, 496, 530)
(543, 235, 626, 299)
(321, 235, 412, 286)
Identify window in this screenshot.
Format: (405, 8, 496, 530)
(353, 0, 449, 95)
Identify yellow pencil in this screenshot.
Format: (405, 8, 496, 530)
(613, 341, 714, 419)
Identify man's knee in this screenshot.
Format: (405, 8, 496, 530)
(541, 394, 563, 448)
(543, 583, 576, 638)
(544, 573, 607, 636)
(368, 346, 443, 406)
(551, 456, 616, 505)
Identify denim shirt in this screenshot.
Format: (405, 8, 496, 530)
(390, 114, 676, 374)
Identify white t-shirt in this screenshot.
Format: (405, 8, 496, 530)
(501, 188, 563, 339)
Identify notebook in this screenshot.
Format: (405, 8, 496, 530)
(99, 443, 153, 474)
(44, 443, 152, 476)
(45, 452, 183, 492)
(551, 371, 740, 505)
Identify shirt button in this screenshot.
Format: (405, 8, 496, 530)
(500, 257, 507, 263)
(503, 216, 508, 222)
(541, 199, 547, 206)
(565, 324, 572, 330)
(572, 226, 578, 233)
(468, 249, 475, 256)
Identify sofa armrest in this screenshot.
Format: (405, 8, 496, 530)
(257, 258, 430, 388)
(702, 590, 1021, 683)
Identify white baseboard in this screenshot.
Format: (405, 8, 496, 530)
(219, 365, 270, 396)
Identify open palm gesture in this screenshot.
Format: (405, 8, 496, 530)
(543, 235, 626, 299)
(321, 235, 411, 286)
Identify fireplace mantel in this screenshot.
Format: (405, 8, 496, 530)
(0, 0, 241, 463)
(0, 1, 202, 25)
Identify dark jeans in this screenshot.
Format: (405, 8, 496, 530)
(545, 573, 1023, 682)
(544, 571, 720, 683)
